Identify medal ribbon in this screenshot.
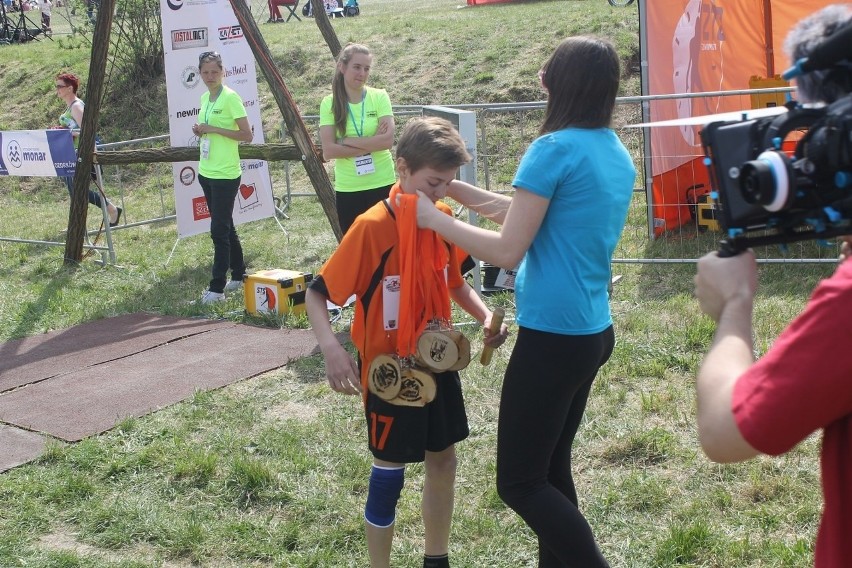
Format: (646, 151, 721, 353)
(389, 183, 451, 358)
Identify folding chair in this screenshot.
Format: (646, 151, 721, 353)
(280, 0, 300, 22)
(268, 0, 300, 22)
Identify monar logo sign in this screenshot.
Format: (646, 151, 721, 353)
(171, 28, 208, 50)
(6, 140, 22, 168)
(5, 140, 47, 169)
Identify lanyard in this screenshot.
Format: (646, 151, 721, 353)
(347, 90, 365, 138)
(203, 86, 223, 125)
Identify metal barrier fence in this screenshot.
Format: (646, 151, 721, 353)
(3, 88, 838, 265)
(414, 89, 841, 265)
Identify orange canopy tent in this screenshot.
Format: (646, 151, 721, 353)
(639, 0, 834, 236)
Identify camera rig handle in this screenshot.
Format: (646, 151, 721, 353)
(717, 239, 743, 257)
(718, 224, 852, 258)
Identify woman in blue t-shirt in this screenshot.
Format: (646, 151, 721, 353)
(412, 36, 635, 567)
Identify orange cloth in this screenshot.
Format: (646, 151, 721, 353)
(389, 183, 451, 358)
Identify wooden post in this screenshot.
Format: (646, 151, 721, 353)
(228, 0, 343, 242)
(311, 0, 342, 59)
(95, 144, 303, 166)
(64, 0, 115, 264)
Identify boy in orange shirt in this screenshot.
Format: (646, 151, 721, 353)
(306, 117, 507, 568)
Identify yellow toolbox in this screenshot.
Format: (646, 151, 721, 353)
(749, 75, 789, 109)
(244, 269, 313, 316)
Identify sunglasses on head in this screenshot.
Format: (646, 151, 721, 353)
(198, 51, 221, 63)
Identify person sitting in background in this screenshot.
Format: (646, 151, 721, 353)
(266, 0, 296, 22)
(54, 72, 121, 227)
(694, 6, 852, 567)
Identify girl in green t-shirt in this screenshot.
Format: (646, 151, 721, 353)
(192, 52, 254, 305)
(319, 43, 396, 234)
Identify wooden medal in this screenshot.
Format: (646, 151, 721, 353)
(446, 329, 471, 371)
(367, 354, 402, 400)
(416, 330, 459, 372)
(393, 368, 437, 406)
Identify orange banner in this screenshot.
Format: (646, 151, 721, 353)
(644, 0, 833, 234)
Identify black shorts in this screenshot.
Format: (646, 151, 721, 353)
(364, 370, 469, 464)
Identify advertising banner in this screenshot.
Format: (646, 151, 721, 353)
(0, 129, 76, 177)
(642, 0, 832, 233)
(160, 0, 275, 238)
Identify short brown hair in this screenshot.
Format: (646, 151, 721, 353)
(56, 72, 79, 94)
(395, 117, 471, 174)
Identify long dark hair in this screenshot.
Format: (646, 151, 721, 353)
(331, 43, 372, 137)
(539, 36, 620, 135)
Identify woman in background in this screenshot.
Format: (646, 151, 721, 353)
(319, 43, 396, 234)
(192, 51, 253, 305)
(55, 72, 121, 226)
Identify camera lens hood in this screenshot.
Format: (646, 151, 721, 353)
(740, 151, 792, 212)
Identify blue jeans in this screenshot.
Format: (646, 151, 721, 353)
(199, 174, 246, 293)
(64, 176, 105, 209)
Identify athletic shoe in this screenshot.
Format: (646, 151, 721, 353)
(224, 279, 243, 293)
(109, 206, 122, 227)
(200, 290, 225, 304)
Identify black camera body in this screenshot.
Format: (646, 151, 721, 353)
(700, 94, 852, 253)
(698, 15, 852, 255)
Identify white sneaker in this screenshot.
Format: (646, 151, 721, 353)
(200, 290, 225, 304)
(224, 279, 243, 293)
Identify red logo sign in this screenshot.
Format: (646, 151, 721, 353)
(192, 196, 210, 221)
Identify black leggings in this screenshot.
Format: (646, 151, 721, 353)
(496, 325, 614, 568)
(335, 184, 393, 235)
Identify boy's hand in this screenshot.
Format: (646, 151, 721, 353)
(483, 311, 509, 348)
(324, 344, 362, 395)
(839, 236, 852, 262)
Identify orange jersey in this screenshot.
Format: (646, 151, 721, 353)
(312, 199, 468, 389)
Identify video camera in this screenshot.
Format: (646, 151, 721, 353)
(700, 19, 852, 256)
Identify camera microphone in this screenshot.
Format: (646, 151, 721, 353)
(783, 19, 852, 80)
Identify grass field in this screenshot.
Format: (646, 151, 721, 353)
(0, 0, 833, 566)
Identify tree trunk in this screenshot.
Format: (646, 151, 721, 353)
(228, 0, 342, 241)
(64, 0, 115, 265)
(311, 0, 342, 59)
(95, 144, 302, 165)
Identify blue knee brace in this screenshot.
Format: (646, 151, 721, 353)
(364, 465, 405, 528)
